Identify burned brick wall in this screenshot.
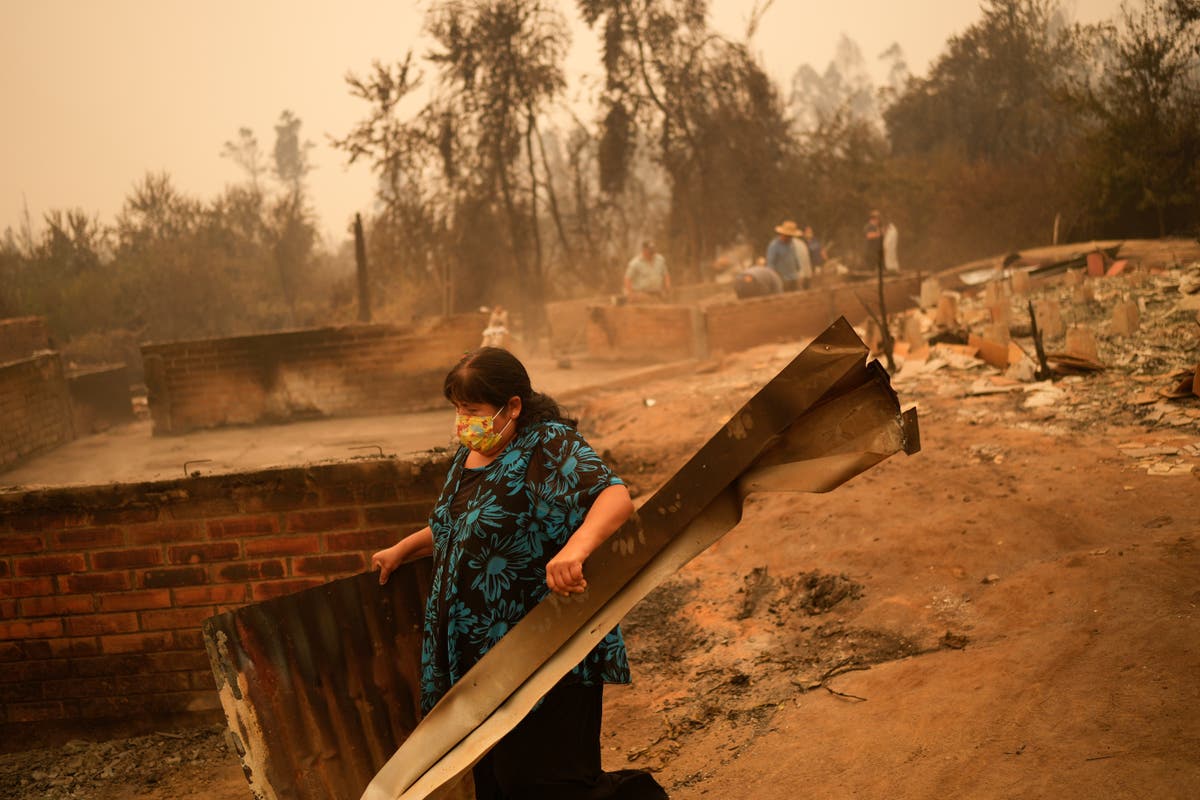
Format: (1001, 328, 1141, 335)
(584, 305, 703, 362)
(0, 456, 448, 748)
(582, 275, 923, 362)
(0, 317, 51, 364)
(141, 316, 486, 435)
(703, 273, 924, 354)
(0, 354, 76, 472)
(546, 297, 600, 354)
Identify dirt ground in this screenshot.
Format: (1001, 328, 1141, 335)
(3, 310, 1199, 798)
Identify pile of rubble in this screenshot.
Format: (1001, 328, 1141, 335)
(0, 725, 232, 799)
(874, 244, 1200, 476)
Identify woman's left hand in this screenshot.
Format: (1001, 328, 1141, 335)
(546, 540, 590, 596)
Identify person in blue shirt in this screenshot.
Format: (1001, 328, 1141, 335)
(372, 347, 667, 800)
(766, 220, 803, 291)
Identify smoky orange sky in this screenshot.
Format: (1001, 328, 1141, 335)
(2, 0, 1122, 243)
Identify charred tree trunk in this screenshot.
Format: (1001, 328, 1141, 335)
(353, 213, 372, 323)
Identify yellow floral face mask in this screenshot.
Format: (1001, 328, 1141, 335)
(454, 407, 512, 453)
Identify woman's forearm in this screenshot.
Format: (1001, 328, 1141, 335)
(567, 484, 634, 557)
(372, 526, 433, 584)
(394, 526, 434, 561)
(545, 484, 634, 596)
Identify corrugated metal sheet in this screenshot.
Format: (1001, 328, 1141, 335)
(202, 563, 460, 800)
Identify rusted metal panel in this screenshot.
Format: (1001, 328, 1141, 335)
(203, 562, 442, 800)
(205, 317, 919, 800)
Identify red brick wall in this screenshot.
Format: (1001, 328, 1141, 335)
(0, 317, 51, 364)
(141, 316, 486, 435)
(0, 457, 448, 747)
(0, 353, 76, 471)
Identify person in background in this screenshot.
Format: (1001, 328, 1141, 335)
(883, 217, 900, 272)
(792, 224, 814, 290)
(804, 225, 825, 271)
(480, 305, 510, 348)
(733, 260, 784, 299)
(864, 210, 884, 273)
(372, 348, 668, 800)
(767, 220, 803, 291)
(623, 241, 671, 302)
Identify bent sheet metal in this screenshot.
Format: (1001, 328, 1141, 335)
(203, 317, 919, 800)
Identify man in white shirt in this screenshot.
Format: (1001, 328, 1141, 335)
(623, 241, 671, 302)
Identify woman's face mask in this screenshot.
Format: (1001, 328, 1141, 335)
(454, 406, 512, 453)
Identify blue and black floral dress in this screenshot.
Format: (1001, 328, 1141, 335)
(420, 420, 631, 713)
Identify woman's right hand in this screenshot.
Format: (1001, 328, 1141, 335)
(371, 527, 434, 585)
(371, 543, 405, 585)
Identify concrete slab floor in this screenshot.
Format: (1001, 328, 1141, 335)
(0, 356, 698, 490)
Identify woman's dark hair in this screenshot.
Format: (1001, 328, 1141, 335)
(443, 347, 576, 428)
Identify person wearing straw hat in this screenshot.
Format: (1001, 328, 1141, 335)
(767, 220, 803, 291)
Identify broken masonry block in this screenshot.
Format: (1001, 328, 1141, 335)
(1110, 301, 1140, 336)
(920, 278, 942, 310)
(968, 333, 1011, 369)
(985, 322, 1012, 345)
(1159, 365, 1200, 400)
(903, 315, 925, 350)
(1011, 269, 1031, 296)
(935, 293, 960, 327)
(1065, 326, 1100, 362)
(1086, 251, 1107, 277)
(983, 281, 1008, 307)
(1035, 299, 1065, 339)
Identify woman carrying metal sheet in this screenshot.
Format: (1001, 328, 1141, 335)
(372, 347, 668, 800)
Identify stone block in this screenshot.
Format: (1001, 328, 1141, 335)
(1010, 269, 1031, 296)
(985, 323, 1011, 344)
(1065, 327, 1100, 362)
(920, 277, 941, 309)
(1111, 301, 1140, 336)
(903, 315, 925, 350)
(1035, 299, 1065, 339)
(983, 281, 1008, 306)
(935, 293, 959, 327)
